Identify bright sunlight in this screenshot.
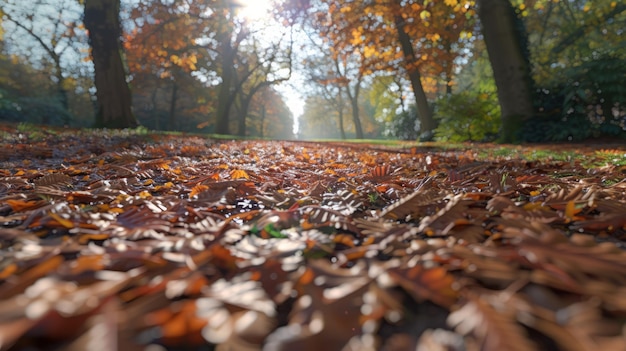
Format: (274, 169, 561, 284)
(236, 0, 274, 21)
(235, 0, 305, 135)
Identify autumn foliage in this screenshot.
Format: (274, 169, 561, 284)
(0, 124, 625, 350)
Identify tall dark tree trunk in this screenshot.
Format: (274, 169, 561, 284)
(214, 7, 240, 136)
(237, 84, 266, 136)
(167, 82, 178, 131)
(259, 104, 266, 138)
(443, 39, 453, 96)
(346, 84, 364, 139)
(477, 0, 534, 143)
(150, 88, 159, 130)
(215, 36, 236, 135)
(53, 61, 70, 125)
(337, 88, 346, 140)
(393, 11, 436, 140)
(237, 94, 252, 137)
(84, 0, 138, 128)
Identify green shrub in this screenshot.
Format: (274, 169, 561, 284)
(385, 104, 420, 141)
(434, 91, 501, 142)
(526, 54, 626, 142)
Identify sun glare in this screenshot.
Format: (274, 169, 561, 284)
(236, 0, 274, 21)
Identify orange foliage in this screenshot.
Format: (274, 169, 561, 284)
(312, 0, 475, 94)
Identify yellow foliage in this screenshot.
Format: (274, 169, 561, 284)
(420, 10, 431, 20)
(230, 169, 250, 180)
(428, 33, 441, 42)
(351, 28, 362, 45)
(422, 76, 439, 93)
(444, 0, 458, 6)
(363, 46, 377, 58)
(460, 31, 472, 39)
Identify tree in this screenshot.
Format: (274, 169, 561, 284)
(299, 94, 345, 139)
(83, 0, 138, 128)
(477, 0, 534, 142)
(246, 87, 294, 139)
(2, 0, 88, 125)
(123, 0, 206, 131)
(300, 1, 372, 139)
(393, 6, 435, 139)
(368, 75, 414, 139)
(213, 3, 243, 135)
(232, 29, 293, 136)
(303, 0, 475, 140)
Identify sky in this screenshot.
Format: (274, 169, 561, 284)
(1, 0, 305, 134)
(236, 0, 305, 134)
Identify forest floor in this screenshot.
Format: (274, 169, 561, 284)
(1, 123, 626, 351)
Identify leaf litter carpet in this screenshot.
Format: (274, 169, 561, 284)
(1, 128, 626, 350)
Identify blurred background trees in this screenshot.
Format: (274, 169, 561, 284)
(0, 0, 624, 141)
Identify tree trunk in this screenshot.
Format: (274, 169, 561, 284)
(337, 88, 346, 139)
(237, 83, 270, 136)
(337, 108, 346, 139)
(167, 82, 178, 131)
(393, 12, 436, 140)
(477, 0, 534, 143)
(53, 61, 71, 125)
(345, 83, 364, 139)
(84, 0, 138, 129)
(150, 88, 159, 130)
(259, 104, 266, 138)
(237, 94, 251, 137)
(215, 24, 237, 135)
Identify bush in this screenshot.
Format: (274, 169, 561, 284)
(434, 91, 500, 142)
(384, 105, 420, 140)
(0, 92, 72, 126)
(0, 89, 22, 122)
(525, 54, 626, 142)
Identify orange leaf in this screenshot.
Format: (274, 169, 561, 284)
(388, 265, 458, 308)
(147, 301, 206, 343)
(69, 254, 105, 274)
(298, 267, 315, 286)
(48, 212, 75, 229)
(371, 164, 391, 177)
(78, 233, 110, 244)
(22, 256, 64, 281)
(230, 169, 250, 180)
(0, 263, 17, 279)
(6, 199, 45, 212)
(564, 200, 583, 222)
(189, 184, 209, 198)
(376, 184, 389, 193)
(209, 244, 238, 271)
(332, 234, 356, 248)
